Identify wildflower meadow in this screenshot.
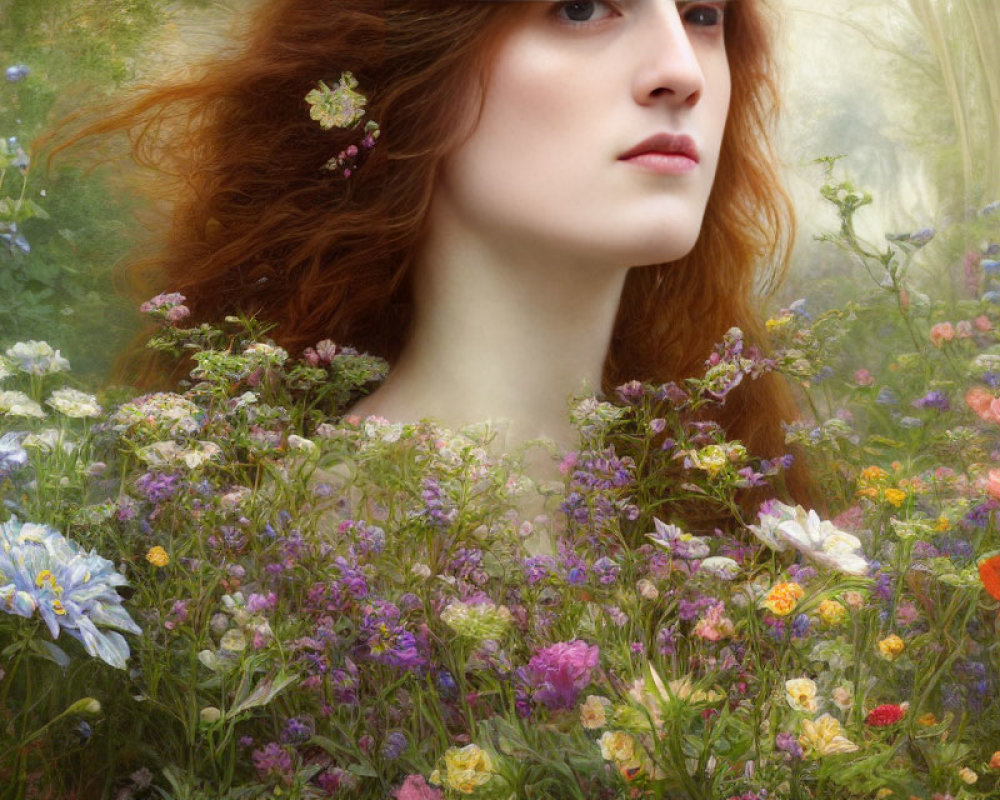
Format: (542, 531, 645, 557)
(2, 149, 1000, 798)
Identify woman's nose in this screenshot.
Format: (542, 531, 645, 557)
(631, 5, 707, 108)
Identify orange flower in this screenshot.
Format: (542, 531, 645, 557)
(762, 582, 805, 616)
(145, 546, 170, 567)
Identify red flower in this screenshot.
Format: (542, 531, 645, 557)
(865, 704, 906, 727)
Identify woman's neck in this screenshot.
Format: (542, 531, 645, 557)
(348, 207, 631, 460)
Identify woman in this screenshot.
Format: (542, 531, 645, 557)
(50, 0, 805, 501)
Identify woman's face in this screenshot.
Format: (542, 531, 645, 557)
(432, 0, 732, 269)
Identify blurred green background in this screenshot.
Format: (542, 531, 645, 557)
(0, 0, 998, 384)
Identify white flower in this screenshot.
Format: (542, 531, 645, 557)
(0, 390, 45, 418)
(138, 440, 221, 469)
(286, 434, 318, 453)
(5, 341, 70, 376)
(748, 501, 869, 576)
(46, 388, 102, 419)
(647, 518, 711, 560)
(698, 556, 741, 581)
(785, 678, 819, 713)
(0, 359, 11, 382)
(22, 428, 75, 455)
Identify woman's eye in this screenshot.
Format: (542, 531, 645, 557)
(552, 1, 616, 25)
(681, 3, 727, 28)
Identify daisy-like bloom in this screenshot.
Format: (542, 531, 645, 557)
(5, 341, 70, 376)
(762, 581, 805, 616)
(46, 387, 102, 419)
(440, 599, 512, 642)
(580, 694, 612, 730)
(877, 634, 905, 661)
(305, 72, 367, 129)
(0, 389, 45, 418)
(748, 500, 869, 576)
(798, 714, 859, 757)
(437, 744, 494, 794)
(0, 517, 141, 669)
(785, 678, 819, 713)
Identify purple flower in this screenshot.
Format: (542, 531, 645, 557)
(520, 640, 600, 710)
(252, 742, 295, 784)
(912, 390, 950, 411)
(656, 625, 678, 656)
(134, 472, 179, 504)
(775, 731, 803, 760)
(281, 716, 314, 744)
(523, 555, 556, 585)
(380, 730, 408, 760)
(592, 557, 620, 585)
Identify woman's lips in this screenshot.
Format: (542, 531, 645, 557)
(621, 152, 698, 174)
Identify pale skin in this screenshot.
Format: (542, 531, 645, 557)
(350, 0, 732, 482)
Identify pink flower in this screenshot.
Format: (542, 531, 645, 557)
(930, 322, 955, 346)
(974, 315, 993, 332)
(966, 387, 1000, 423)
(393, 775, 444, 800)
(986, 469, 1000, 500)
(522, 639, 600, 710)
(166, 304, 191, 323)
(854, 369, 875, 386)
(692, 602, 735, 642)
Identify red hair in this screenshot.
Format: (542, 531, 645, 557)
(43, 0, 810, 507)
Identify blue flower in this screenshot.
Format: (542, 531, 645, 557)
(981, 259, 1000, 275)
(0, 517, 142, 669)
(0, 432, 29, 478)
(4, 64, 30, 83)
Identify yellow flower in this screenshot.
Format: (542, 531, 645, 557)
(765, 314, 793, 332)
(580, 695, 611, 730)
(883, 488, 907, 508)
(918, 712, 937, 727)
(145, 546, 170, 567)
(934, 515, 950, 532)
(442, 744, 494, 794)
(785, 678, 819, 713)
(762, 582, 805, 616)
(877, 634, 905, 661)
(875, 789, 894, 799)
(598, 731, 637, 763)
(798, 714, 859, 757)
(958, 767, 978, 784)
(817, 599, 847, 626)
(856, 486, 880, 500)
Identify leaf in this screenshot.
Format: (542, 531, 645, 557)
(225, 671, 298, 720)
(31, 639, 72, 667)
